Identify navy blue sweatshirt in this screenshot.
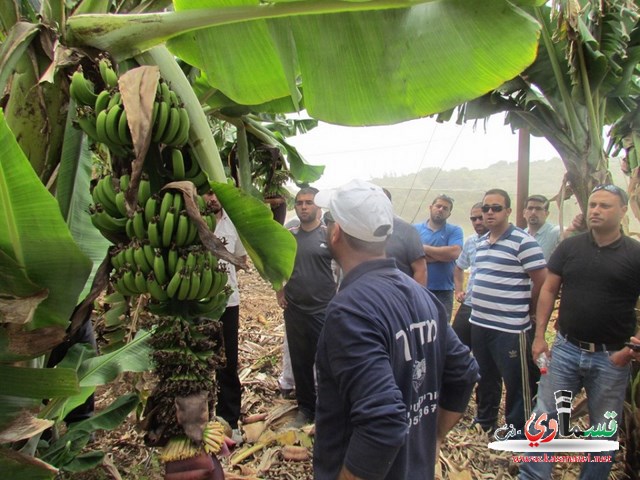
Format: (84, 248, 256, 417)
(314, 259, 479, 480)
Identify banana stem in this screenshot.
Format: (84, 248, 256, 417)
(135, 45, 226, 184)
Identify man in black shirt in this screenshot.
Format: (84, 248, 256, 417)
(520, 184, 640, 480)
(382, 188, 427, 286)
(276, 187, 336, 426)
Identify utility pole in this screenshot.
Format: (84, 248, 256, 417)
(516, 128, 530, 229)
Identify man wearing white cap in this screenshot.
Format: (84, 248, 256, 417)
(313, 179, 479, 480)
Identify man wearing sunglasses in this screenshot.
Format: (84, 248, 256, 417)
(469, 189, 547, 436)
(519, 184, 640, 480)
(414, 194, 464, 320)
(523, 194, 561, 260)
(452, 202, 487, 348)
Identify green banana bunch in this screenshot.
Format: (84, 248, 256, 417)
(95, 92, 133, 149)
(69, 69, 98, 107)
(90, 203, 128, 243)
(161, 148, 209, 190)
(97, 56, 118, 89)
(151, 80, 190, 147)
(91, 175, 123, 219)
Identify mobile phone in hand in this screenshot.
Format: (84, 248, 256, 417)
(624, 342, 640, 352)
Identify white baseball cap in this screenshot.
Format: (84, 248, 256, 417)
(314, 179, 393, 242)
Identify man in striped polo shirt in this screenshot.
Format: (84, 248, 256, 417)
(470, 189, 547, 434)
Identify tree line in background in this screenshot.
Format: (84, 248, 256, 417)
(379, 157, 639, 237)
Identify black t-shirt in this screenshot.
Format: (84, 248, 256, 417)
(284, 224, 336, 314)
(385, 216, 426, 284)
(550, 232, 640, 344)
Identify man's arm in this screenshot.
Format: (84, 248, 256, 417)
(423, 244, 462, 263)
(527, 267, 548, 316)
(276, 288, 287, 309)
(453, 266, 465, 303)
(531, 272, 562, 360)
(410, 257, 427, 286)
(562, 213, 586, 239)
(435, 407, 465, 459)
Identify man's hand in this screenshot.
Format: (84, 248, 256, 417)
(338, 465, 362, 480)
(563, 213, 586, 238)
(531, 336, 550, 362)
(276, 289, 287, 309)
(610, 336, 640, 366)
(454, 290, 466, 303)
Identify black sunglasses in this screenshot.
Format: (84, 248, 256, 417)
(591, 184, 629, 203)
(469, 216, 483, 222)
(481, 204, 505, 213)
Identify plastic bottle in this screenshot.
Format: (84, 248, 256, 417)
(536, 352, 549, 375)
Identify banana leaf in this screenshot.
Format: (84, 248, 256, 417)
(167, 0, 543, 125)
(0, 366, 79, 399)
(211, 181, 296, 289)
(0, 109, 92, 331)
(55, 100, 111, 299)
(39, 393, 140, 472)
(67, 0, 543, 126)
(0, 447, 58, 480)
(42, 330, 154, 422)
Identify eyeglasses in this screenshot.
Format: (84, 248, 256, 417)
(469, 216, 483, 222)
(481, 204, 505, 213)
(323, 211, 335, 224)
(591, 184, 629, 203)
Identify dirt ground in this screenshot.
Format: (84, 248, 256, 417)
(74, 265, 628, 480)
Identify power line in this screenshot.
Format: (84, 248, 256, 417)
(395, 123, 466, 222)
(397, 125, 438, 217)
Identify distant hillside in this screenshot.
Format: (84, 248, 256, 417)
(374, 157, 636, 237)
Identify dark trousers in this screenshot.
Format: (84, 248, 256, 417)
(284, 305, 325, 421)
(451, 303, 472, 348)
(471, 324, 539, 431)
(431, 289, 454, 321)
(215, 306, 241, 429)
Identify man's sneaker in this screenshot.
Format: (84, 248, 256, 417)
(286, 411, 313, 429)
(231, 428, 243, 446)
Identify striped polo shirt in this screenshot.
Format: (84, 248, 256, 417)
(470, 225, 546, 333)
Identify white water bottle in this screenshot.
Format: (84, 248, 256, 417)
(536, 353, 550, 375)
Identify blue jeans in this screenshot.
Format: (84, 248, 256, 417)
(431, 289, 454, 321)
(519, 333, 630, 480)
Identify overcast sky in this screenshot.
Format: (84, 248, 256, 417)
(287, 114, 560, 189)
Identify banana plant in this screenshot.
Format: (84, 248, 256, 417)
(0, 0, 547, 478)
(435, 1, 640, 214)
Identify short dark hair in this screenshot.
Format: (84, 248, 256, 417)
(382, 188, 392, 201)
(526, 194, 550, 210)
(431, 194, 454, 209)
(484, 188, 511, 208)
(296, 187, 319, 200)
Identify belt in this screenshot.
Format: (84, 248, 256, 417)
(560, 332, 624, 353)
